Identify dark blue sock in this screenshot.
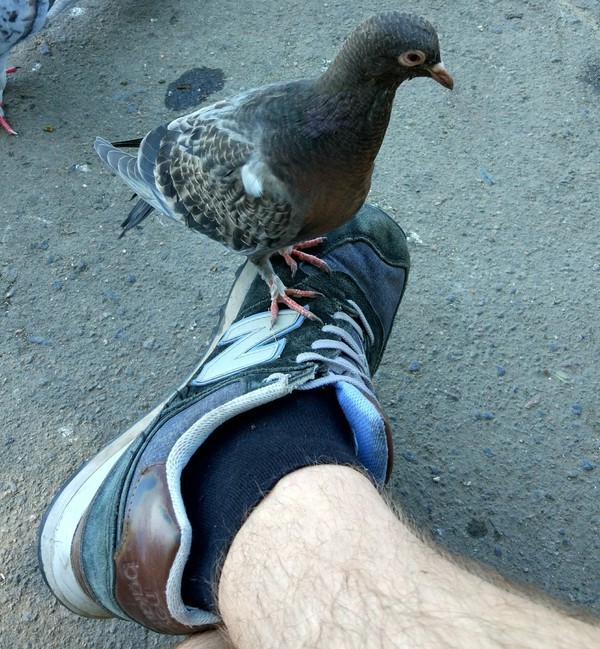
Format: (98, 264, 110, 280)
(180, 386, 358, 611)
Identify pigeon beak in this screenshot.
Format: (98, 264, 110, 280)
(429, 62, 454, 90)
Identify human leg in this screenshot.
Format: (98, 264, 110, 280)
(180, 464, 600, 649)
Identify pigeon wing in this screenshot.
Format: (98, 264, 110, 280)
(152, 97, 299, 255)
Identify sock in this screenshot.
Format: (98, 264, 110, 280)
(180, 386, 359, 611)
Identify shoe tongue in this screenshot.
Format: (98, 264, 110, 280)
(335, 382, 389, 485)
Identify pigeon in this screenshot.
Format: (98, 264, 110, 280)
(95, 11, 453, 324)
(1, 0, 77, 134)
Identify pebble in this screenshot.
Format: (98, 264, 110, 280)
(483, 447, 496, 457)
(104, 289, 120, 302)
(578, 460, 595, 472)
(479, 168, 495, 185)
(126, 274, 136, 284)
(401, 451, 418, 464)
(28, 335, 52, 346)
(496, 365, 506, 377)
(38, 41, 51, 56)
(408, 361, 420, 372)
(142, 337, 156, 350)
(571, 404, 582, 416)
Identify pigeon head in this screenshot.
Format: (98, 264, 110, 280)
(327, 11, 453, 90)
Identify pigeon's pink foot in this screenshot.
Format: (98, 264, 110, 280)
(1, 68, 21, 134)
(268, 282, 323, 327)
(280, 238, 331, 276)
(255, 256, 324, 326)
(0, 104, 17, 136)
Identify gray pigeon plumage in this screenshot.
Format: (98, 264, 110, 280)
(0, 0, 77, 134)
(95, 11, 454, 324)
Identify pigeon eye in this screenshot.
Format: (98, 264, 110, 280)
(399, 50, 426, 67)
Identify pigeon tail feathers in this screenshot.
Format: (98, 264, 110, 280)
(93, 136, 169, 224)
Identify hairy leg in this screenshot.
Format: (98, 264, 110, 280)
(176, 465, 599, 649)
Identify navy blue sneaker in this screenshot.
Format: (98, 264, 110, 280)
(38, 203, 410, 634)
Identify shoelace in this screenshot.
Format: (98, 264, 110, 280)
(295, 300, 377, 399)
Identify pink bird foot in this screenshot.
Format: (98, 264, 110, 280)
(280, 238, 331, 276)
(0, 103, 17, 136)
(269, 282, 323, 327)
(1, 67, 21, 135)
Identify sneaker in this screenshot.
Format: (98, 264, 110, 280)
(38, 203, 410, 634)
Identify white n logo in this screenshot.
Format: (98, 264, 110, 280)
(191, 310, 305, 386)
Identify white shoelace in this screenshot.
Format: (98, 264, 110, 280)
(295, 300, 376, 399)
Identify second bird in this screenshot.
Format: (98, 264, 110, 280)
(95, 11, 453, 324)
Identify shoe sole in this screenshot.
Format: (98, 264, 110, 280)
(38, 261, 259, 617)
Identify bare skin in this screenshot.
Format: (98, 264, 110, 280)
(173, 465, 599, 649)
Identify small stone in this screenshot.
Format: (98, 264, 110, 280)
(401, 451, 418, 464)
(408, 361, 421, 372)
(104, 289, 120, 302)
(571, 404, 582, 416)
(142, 337, 156, 350)
(28, 335, 52, 346)
(38, 41, 51, 56)
(496, 365, 506, 376)
(578, 459, 595, 472)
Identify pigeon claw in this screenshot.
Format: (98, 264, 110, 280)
(280, 238, 331, 277)
(266, 275, 323, 327)
(270, 289, 323, 328)
(0, 108, 17, 135)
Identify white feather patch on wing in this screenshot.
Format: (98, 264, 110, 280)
(241, 154, 266, 198)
